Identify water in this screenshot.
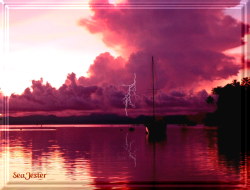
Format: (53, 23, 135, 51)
(0, 125, 247, 189)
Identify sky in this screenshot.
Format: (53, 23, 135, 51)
(0, 0, 249, 117)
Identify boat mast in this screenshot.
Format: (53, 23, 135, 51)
(152, 56, 155, 118)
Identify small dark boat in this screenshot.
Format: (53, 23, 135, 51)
(145, 117, 166, 133)
(145, 57, 167, 141)
(145, 117, 166, 141)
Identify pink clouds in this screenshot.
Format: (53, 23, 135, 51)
(1, 51, 213, 116)
(153, 90, 214, 115)
(5, 72, 213, 116)
(3, 0, 248, 116)
(78, 52, 128, 86)
(79, 0, 248, 91)
(7, 73, 128, 116)
(9, 76, 102, 113)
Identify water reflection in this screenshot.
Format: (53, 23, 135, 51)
(0, 125, 246, 189)
(217, 124, 242, 170)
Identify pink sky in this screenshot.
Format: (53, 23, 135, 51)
(0, 0, 249, 116)
(1, 4, 117, 95)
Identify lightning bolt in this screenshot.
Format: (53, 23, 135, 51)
(124, 133, 136, 167)
(122, 73, 136, 116)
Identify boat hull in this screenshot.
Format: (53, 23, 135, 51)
(145, 120, 167, 142)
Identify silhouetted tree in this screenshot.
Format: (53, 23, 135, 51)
(232, 79, 240, 87)
(241, 77, 250, 86)
(206, 77, 250, 168)
(207, 77, 250, 126)
(206, 95, 214, 104)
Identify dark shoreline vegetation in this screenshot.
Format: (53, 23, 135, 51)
(204, 77, 249, 127)
(205, 77, 249, 157)
(4, 114, 197, 125)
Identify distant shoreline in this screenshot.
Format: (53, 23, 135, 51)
(1, 114, 200, 126)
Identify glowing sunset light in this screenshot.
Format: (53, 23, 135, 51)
(0, 0, 248, 116)
(0, 8, 118, 96)
(2, 48, 92, 95)
(108, 0, 126, 5)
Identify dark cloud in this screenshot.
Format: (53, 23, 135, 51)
(9, 76, 102, 113)
(143, 89, 213, 115)
(6, 74, 213, 116)
(78, 52, 128, 86)
(5, 0, 247, 116)
(79, 0, 247, 92)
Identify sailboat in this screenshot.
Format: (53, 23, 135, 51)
(144, 56, 167, 141)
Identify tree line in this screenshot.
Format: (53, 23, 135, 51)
(205, 77, 249, 127)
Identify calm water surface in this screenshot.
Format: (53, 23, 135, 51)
(0, 124, 247, 189)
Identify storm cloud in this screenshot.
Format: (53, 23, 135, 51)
(79, 0, 246, 91)
(3, 0, 248, 116)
